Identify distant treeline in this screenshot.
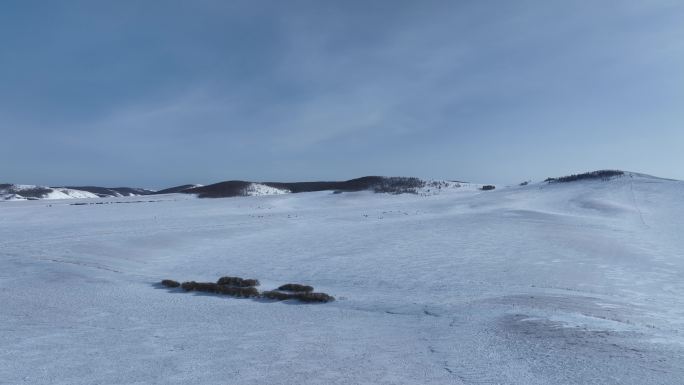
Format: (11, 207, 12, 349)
(545, 170, 624, 183)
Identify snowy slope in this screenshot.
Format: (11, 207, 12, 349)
(61, 186, 155, 197)
(1, 172, 683, 384)
(46, 188, 101, 199)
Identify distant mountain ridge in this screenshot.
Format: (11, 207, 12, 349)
(0, 177, 467, 201)
(182, 176, 432, 198)
(0, 184, 205, 201)
(2, 170, 665, 202)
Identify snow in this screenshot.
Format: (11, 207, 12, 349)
(416, 180, 482, 195)
(243, 183, 290, 196)
(1, 172, 683, 384)
(44, 188, 100, 200)
(1, 193, 25, 201)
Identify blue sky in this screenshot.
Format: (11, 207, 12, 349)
(1, 1, 683, 188)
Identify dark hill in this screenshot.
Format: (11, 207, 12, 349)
(183, 177, 426, 198)
(153, 184, 199, 194)
(183, 181, 252, 198)
(0, 184, 52, 199)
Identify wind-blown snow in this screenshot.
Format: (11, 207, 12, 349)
(1, 173, 683, 384)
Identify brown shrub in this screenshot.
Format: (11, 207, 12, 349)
(277, 283, 314, 293)
(216, 276, 260, 287)
(261, 290, 334, 303)
(181, 281, 218, 292)
(216, 285, 259, 298)
(260, 290, 294, 301)
(161, 279, 180, 288)
(194, 282, 219, 292)
(293, 292, 335, 303)
(175, 277, 333, 303)
(180, 281, 257, 297)
(181, 281, 197, 291)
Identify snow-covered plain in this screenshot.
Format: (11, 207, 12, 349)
(1, 173, 683, 384)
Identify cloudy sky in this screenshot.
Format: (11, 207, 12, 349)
(1, 1, 683, 188)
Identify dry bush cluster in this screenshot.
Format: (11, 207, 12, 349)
(161, 279, 180, 288)
(160, 276, 333, 303)
(217, 276, 260, 287)
(277, 283, 314, 292)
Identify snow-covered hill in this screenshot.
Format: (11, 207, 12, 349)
(0, 184, 100, 201)
(62, 186, 156, 197)
(0, 184, 161, 201)
(1, 171, 683, 384)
